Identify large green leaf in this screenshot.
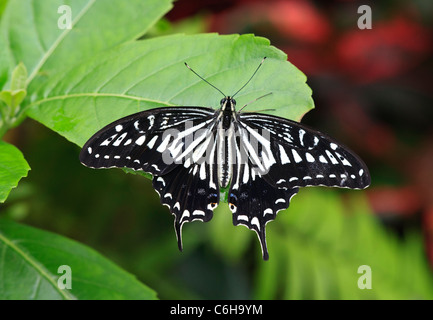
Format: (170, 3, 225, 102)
(0, 218, 157, 299)
(0, 0, 174, 199)
(27, 33, 314, 147)
(0, 0, 173, 88)
(0, 26, 11, 90)
(0, 141, 30, 203)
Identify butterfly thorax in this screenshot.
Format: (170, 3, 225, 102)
(220, 96, 236, 130)
(217, 96, 237, 188)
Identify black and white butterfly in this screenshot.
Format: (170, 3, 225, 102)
(80, 58, 370, 260)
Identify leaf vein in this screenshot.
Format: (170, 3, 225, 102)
(0, 232, 76, 300)
(26, 0, 97, 85)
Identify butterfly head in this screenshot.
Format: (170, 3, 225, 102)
(220, 96, 237, 112)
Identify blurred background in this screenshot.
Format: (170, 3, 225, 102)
(2, 0, 433, 299)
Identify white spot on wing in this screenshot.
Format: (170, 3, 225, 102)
(242, 164, 250, 184)
(148, 115, 155, 130)
(180, 210, 190, 222)
(279, 145, 290, 164)
(199, 163, 206, 180)
(283, 132, 293, 143)
(157, 177, 165, 186)
(208, 203, 218, 210)
(251, 217, 260, 230)
(192, 210, 205, 216)
(134, 120, 141, 132)
(113, 132, 127, 146)
(237, 215, 248, 222)
(325, 150, 339, 165)
(184, 158, 191, 168)
(305, 152, 315, 163)
(157, 134, 171, 153)
(100, 134, 118, 146)
(319, 155, 328, 163)
(147, 135, 158, 149)
(292, 149, 302, 163)
(135, 135, 146, 146)
(264, 208, 274, 215)
(335, 152, 352, 166)
(299, 129, 306, 146)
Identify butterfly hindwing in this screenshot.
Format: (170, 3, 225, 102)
(228, 160, 299, 260)
(152, 135, 220, 251)
(225, 121, 298, 260)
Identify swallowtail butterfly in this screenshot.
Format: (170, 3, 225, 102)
(80, 58, 370, 260)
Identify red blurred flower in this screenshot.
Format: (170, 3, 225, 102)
(208, 0, 332, 73)
(268, 0, 332, 44)
(368, 186, 421, 217)
(336, 16, 431, 83)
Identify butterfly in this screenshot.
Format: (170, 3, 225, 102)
(80, 58, 370, 260)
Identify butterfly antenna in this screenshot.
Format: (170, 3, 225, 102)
(184, 62, 226, 98)
(238, 92, 273, 112)
(232, 57, 267, 99)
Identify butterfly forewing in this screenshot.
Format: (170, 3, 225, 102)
(238, 113, 371, 190)
(80, 107, 217, 176)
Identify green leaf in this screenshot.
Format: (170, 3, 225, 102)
(10, 62, 27, 91)
(0, 28, 12, 90)
(0, 141, 30, 203)
(27, 33, 314, 147)
(0, 218, 157, 299)
(0, 89, 26, 113)
(253, 190, 433, 299)
(1, 0, 173, 86)
(0, 0, 7, 18)
(0, 90, 12, 108)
